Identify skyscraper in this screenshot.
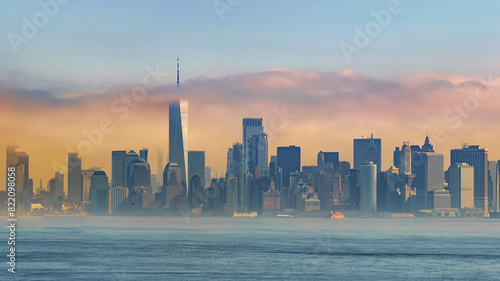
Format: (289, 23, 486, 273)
(157, 150, 164, 186)
(89, 171, 109, 214)
(360, 162, 377, 214)
(112, 151, 126, 187)
(394, 142, 411, 175)
(108, 187, 129, 214)
(450, 144, 488, 211)
(413, 152, 444, 210)
(226, 143, 244, 210)
(317, 151, 339, 171)
(448, 163, 474, 209)
(139, 148, 148, 162)
(81, 169, 95, 204)
(123, 150, 140, 188)
(243, 118, 268, 177)
(6, 147, 31, 200)
(277, 145, 301, 188)
(188, 151, 205, 189)
(354, 134, 382, 173)
(68, 153, 82, 202)
(162, 162, 184, 208)
(54, 171, 64, 203)
(169, 100, 188, 193)
(129, 162, 151, 188)
(488, 161, 498, 212)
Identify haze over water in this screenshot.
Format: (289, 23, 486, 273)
(10, 217, 500, 280)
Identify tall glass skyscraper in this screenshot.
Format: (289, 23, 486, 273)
(277, 145, 301, 188)
(450, 144, 488, 211)
(112, 150, 126, 187)
(242, 118, 268, 176)
(68, 153, 82, 202)
(353, 134, 382, 173)
(169, 100, 188, 193)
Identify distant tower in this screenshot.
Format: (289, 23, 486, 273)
(360, 162, 377, 214)
(68, 153, 82, 202)
(169, 100, 188, 193)
(177, 57, 180, 88)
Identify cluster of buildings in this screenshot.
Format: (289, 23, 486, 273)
(3, 100, 499, 218)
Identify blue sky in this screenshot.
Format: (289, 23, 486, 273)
(1, 0, 499, 92)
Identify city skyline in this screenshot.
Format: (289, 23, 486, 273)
(2, 1, 500, 193)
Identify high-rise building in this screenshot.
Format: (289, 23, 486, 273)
(427, 190, 451, 209)
(226, 143, 244, 210)
(450, 144, 488, 211)
(89, 171, 109, 214)
(394, 142, 411, 175)
(81, 169, 96, 203)
(354, 134, 382, 173)
(6, 147, 31, 200)
(488, 161, 498, 212)
(162, 162, 184, 208)
(277, 146, 301, 188)
(422, 135, 435, 152)
(247, 133, 268, 177)
(448, 163, 474, 209)
(139, 148, 148, 162)
(123, 150, 140, 188)
(54, 171, 64, 203)
(129, 162, 151, 188)
(242, 118, 266, 176)
(188, 151, 205, 190)
(108, 187, 129, 214)
(205, 167, 212, 188)
(317, 151, 339, 171)
(169, 100, 188, 193)
(360, 162, 377, 214)
(68, 153, 82, 202)
(112, 151, 126, 187)
(413, 152, 444, 210)
(157, 150, 164, 186)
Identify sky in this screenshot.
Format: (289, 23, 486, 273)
(1, 0, 500, 192)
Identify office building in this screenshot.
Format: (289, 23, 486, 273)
(448, 163, 474, 209)
(427, 190, 451, 209)
(243, 118, 267, 177)
(188, 151, 205, 189)
(68, 153, 82, 202)
(112, 151, 126, 187)
(157, 150, 164, 186)
(81, 169, 96, 203)
(277, 145, 301, 188)
(226, 143, 244, 210)
(354, 134, 382, 173)
(162, 162, 184, 208)
(394, 142, 411, 175)
(413, 152, 444, 210)
(450, 144, 488, 210)
(89, 171, 109, 214)
(360, 162, 377, 214)
(108, 187, 129, 214)
(139, 148, 148, 162)
(488, 161, 499, 212)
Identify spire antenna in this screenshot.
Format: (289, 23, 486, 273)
(176, 57, 180, 88)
